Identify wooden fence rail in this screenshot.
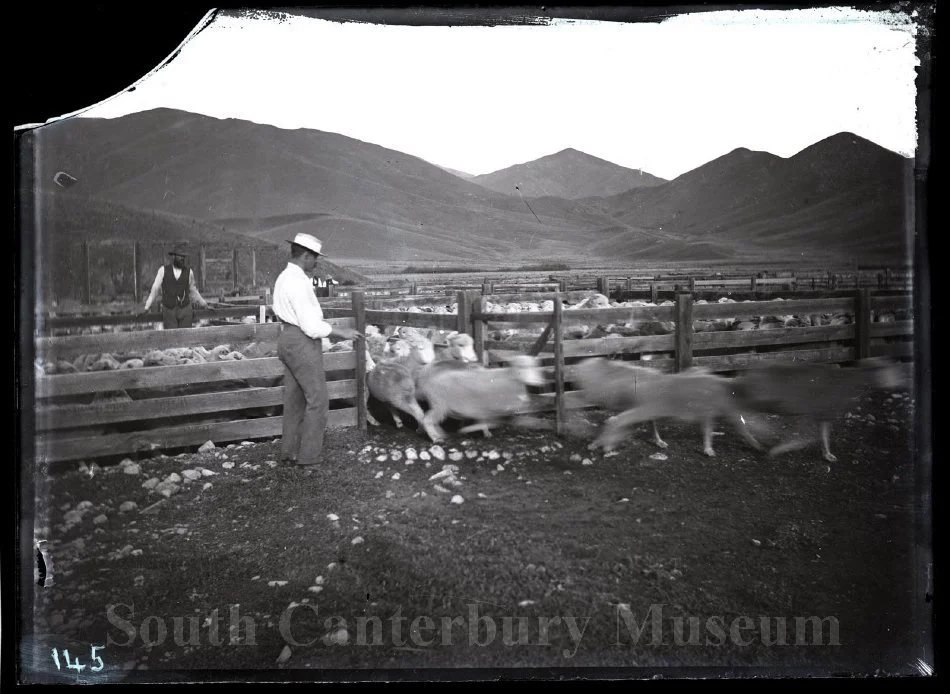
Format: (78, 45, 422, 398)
(30, 288, 913, 463)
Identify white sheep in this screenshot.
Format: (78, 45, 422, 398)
(417, 354, 546, 442)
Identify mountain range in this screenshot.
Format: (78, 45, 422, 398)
(28, 107, 913, 265)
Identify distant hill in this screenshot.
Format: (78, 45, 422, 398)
(31, 109, 613, 263)
(583, 133, 912, 262)
(31, 191, 366, 302)
(471, 148, 667, 199)
(29, 108, 912, 266)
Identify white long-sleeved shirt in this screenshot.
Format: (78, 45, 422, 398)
(143, 266, 209, 311)
(272, 262, 334, 340)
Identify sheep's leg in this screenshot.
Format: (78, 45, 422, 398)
(421, 404, 448, 443)
(732, 414, 763, 452)
(389, 409, 405, 428)
(594, 405, 662, 452)
(651, 420, 668, 449)
(701, 418, 716, 457)
(457, 421, 494, 438)
(819, 421, 837, 462)
(768, 433, 818, 459)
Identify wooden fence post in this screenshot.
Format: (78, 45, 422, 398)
(650, 282, 658, 304)
(558, 279, 568, 293)
(132, 242, 140, 303)
(688, 276, 696, 293)
(251, 249, 257, 289)
(456, 291, 471, 335)
(597, 276, 609, 296)
(854, 288, 871, 361)
(674, 292, 694, 372)
(232, 248, 240, 292)
(352, 291, 368, 431)
(481, 282, 493, 296)
(200, 245, 207, 292)
(472, 295, 486, 365)
(327, 282, 335, 298)
(410, 281, 418, 295)
(81, 241, 91, 304)
(553, 292, 565, 436)
(750, 275, 757, 293)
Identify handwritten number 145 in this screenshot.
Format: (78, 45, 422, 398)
(51, 645, 105, 673)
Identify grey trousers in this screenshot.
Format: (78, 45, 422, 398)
(162, 304, 193, 329)
(278, 324, 329, 465)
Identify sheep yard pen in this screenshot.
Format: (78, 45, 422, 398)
(32, 288, 914, 464)
(25, 283, 925, 678)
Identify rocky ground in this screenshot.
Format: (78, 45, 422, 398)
(23, 390, 926, 682)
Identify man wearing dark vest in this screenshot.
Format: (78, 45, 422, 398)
(141, 245, 212, 328)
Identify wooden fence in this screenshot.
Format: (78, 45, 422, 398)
(33, 318, 360, 463)
(31, 287, 914, 463)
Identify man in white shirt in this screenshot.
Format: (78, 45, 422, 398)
(141, 246, 213, 328)
(272, 233, 362, 466)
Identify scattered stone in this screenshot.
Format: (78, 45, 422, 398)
(433, 484, 451, 494)
(198, 441, 216, 453)
(569, 453, 582, 463)
(375, 454, 389, 462)
(465, 450, 478, 459)
(325, 628, 348, 646)
(142, 478, 159, 490)
(360, 445, 373, 455)
(487, 450, 500, 460)
(391, 472, 401, 480)
(327, 514, 339, 522)
(390, 450, 402, 461)
(351, 536, 364, 545)
(618, 498, 629, 503)
(251, 575, 260, 581)
(202, 483, 212, 491)
(165, 473, 182, 484)
(222, 462, 235, 470)
(752, 539, 762, 547)
(405, 448, 418, 460)
(122, 463, 141, 475)
(158, 485, 180, 498)
(240, 441, 254, 447)
(429, 446, 445, 461)
(429, 469, 454, 482)
(419, 451, 431, 461)
(93, 514, 108, 525)
(496, 464, 505, 472)
(518, 600, 536, 607)
(477, 493, 487, 499)
(276, 645, 292, 665)
(182, 469, 201, 481)
(119, 501, 138, 513)
(265, 460, 278, 468)
(267, 580, 288, 587)
(451, 495, 464, 505)
(308, 585, 324, 594)
(314, 576, 325, 585)
(582, 458, 593, 466)
(449, 451, 464, 462)
(327, 562, 338, 572)
(374, 471, 384, 479)
(385, 490, 395, 499)
(649, 453, 668, 461)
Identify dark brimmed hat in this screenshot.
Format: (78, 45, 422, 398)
(168, 245, 189, 257)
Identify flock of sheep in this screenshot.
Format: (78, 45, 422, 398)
(342, 322, 909, 464)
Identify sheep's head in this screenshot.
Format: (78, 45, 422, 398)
(389, 339, 412, 359)
(447, 333, 478, 362)
(507, 354, 546, 387)
(403, 333, 436, 364)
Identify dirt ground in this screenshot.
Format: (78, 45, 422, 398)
(24, 389, 925, 681)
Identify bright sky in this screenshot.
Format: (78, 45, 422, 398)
(80, 7, 921, 180)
